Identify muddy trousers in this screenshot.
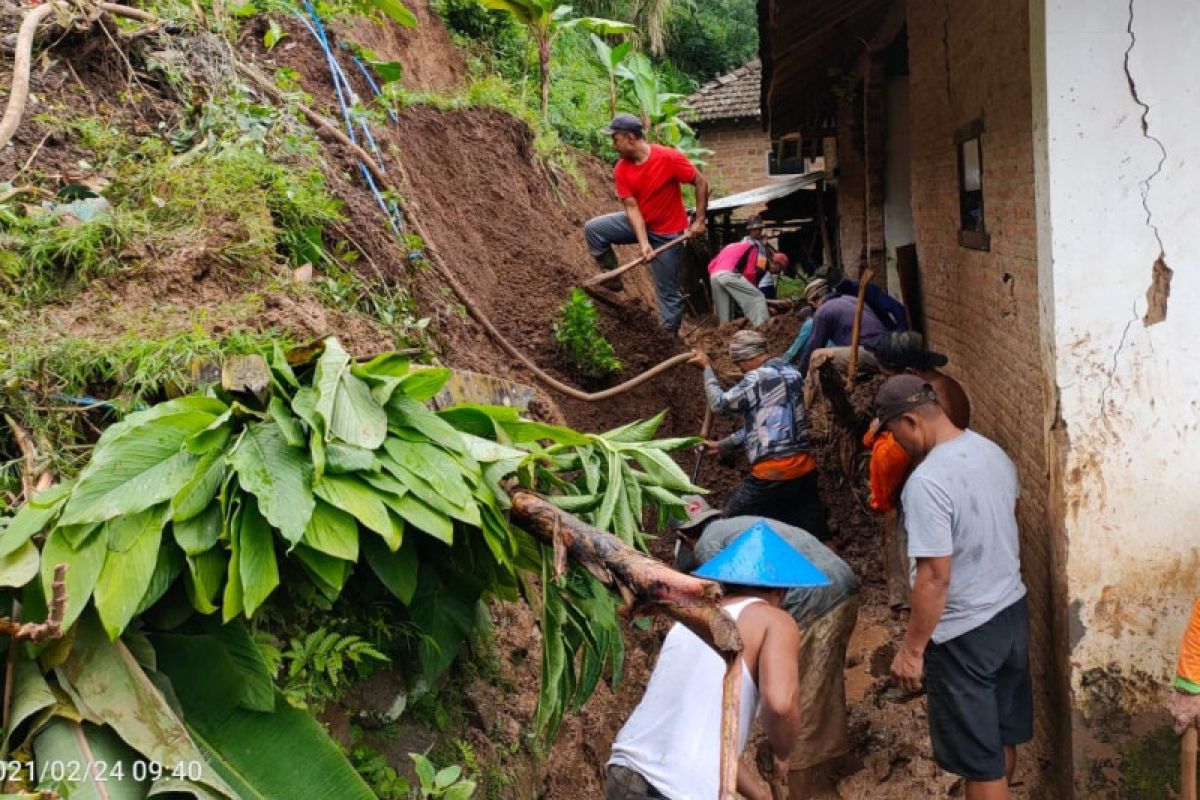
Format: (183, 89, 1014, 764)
(711, 270, 769, 326)
(584, 212, 685, 332)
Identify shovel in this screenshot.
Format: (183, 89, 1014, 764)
(690, 408, 714, 483)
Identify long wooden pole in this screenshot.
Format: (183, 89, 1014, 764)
(1183, 727, 1197, 800)
(582, 235, 690, 289)
(845, 268, 875, 389)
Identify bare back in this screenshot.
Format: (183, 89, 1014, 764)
(724, 596, 800, 694)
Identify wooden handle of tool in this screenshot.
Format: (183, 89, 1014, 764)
(582, 235, 690, 288)
(845, 269, 875, 389)
(1183, 727, 1198, 800)
(719, 656, 742, 800)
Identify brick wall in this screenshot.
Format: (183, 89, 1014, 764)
(695, 120, 772, 196)
(905, 0, 1067, 791)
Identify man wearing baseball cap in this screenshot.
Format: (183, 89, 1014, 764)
(874, 331, 970, 429)
(673, 498, 860, 798)
(584, 113, 709, 334)
(607, 519, 827, 800)
(875, 374, 1031, 799)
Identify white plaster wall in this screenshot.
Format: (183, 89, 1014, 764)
(1039, 0, 1200, 702)
(883, 75, 914, 296)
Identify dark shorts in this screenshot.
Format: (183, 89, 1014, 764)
(925, 596, 1033, 781)
(725, 470, 830, 541)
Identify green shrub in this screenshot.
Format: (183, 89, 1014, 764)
(553, 288, 622, 378)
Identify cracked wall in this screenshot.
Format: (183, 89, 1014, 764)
(1034, 0, 1200, 794)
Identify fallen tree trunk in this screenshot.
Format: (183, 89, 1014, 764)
(506, 487, 743, 799)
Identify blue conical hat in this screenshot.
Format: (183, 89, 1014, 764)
(692, 520, 831, 589)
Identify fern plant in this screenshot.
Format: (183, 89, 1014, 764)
(554, 288, 622, 379)
(281, 628, 389, 707)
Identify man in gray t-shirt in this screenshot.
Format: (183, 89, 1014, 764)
(876, 374, 1031, 799)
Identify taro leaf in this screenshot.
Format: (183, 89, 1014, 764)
(314, 475, 393, 542)
(294, 545, 349, 598)
(32, 718, 152, 800)
(268, 397, 305, 447)
(314, 338, 387, 450)
(238, 500, 279, 617)
(325, 442, 376, 474)
(0, 540, 39, 588)
(387, 395, 465, 453)
(409, 570, 477, 682)
(173, 445, 231, 523)
(96, 506, 165, 639)
(174, 502, 222, 556)
(632, 447, 702, 492)
(0, 482, 72, 558)
(60, 397, 226, 526)
(153, 634, 376, 800)
(203, 621, 275, 713)
(1, 659, 55, 757)
(392, 495, 453, 545)
(60, 614, 236, 798)
(301, 500, 359, 562)
(600, 409, 666, 443)
(398, 367, 451, 402)
(185, 550, 225, 615)
(230, 423, 314, 546)
(41, 524, 109, 631)
(362, 531, 417, 604)
(134, 542, 185, 618)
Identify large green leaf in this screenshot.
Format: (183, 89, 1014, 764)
(60, 398, 225, 526)
(301, 500, 359, 562)
(153, 635, 376, 800)
(392, 495, 453, 545)
(387, 395, 465, 453)
(230, 423, 314, 546)
(203, 621, 275, 713)
(479, 0, 542, 25)
(174, 503, 222, 556)
(134, 542, 185, 617)
(314, 338, 388, 450)
(237, 500, 279, 617)
(398, 367, 451, 402)
(362, 532, 417, 604)
(59, 614, 235, 798)
(366, 0, 417, 27)
(95, 506, 165, 639)
(293, 545, 350, 598)
(631, 446, 702, 493)
(172, 445, 231, 523)
(2, 660, 54, 757)
(601, 410, 666, 443)
(32, 719, 152, 800)
(314, 475, 395, 544)
(41, 524, 109, 631)
(0, 482, 72, 558)
(185, 550, 225, 615)
(0, 540, 39, 588)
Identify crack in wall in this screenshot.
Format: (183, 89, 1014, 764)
(1123, 0, 1172, 327)
(1099, 304, 1137, 416)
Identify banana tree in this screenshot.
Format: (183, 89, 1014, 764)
(589, 33, 632, 118)
(480, 0, 634, 125)
(617, 51, 712, 164)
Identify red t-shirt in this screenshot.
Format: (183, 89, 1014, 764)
(613, 144, 697, 235)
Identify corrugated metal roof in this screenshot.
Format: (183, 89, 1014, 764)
(685, 60, 762, 124)
(708, 171, 826, 212)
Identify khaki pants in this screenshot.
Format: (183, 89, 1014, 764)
(711, 270, 770, 326)
(802, 346, 880, 408)
(790, 595, 860, 772)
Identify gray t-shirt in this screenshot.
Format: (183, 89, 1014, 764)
(687, 516, 859, 627)
(902, 430, 1026, 643)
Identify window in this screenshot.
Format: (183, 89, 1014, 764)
(956, 120, 990, 250)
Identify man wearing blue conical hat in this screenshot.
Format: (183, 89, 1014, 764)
(606, 518, 831, 800)
(674, 499, 860, 799)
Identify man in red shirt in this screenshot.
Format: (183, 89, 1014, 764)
(584, 113, 709, 333)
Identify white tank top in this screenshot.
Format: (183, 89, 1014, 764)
(608, 598, 763, 799)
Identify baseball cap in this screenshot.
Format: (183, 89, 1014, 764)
(874, 374, 939, 426)
(874, 331, 949, 371)
(672, 495, 724, 531)
(601, 113, 644, 135)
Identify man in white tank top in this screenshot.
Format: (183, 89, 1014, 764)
(606, 520, 830, 800)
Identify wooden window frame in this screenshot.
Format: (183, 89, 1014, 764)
(955, 119, 990, 251)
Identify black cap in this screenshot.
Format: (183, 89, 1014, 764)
(601, 113, 644, 135)
(874, 331, 949, 371)
(875, 374, 939, 426)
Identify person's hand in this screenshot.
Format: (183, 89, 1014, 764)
(639, 241, 655, 263)
(1168, 690, 1200, 734)
(891, 645, 924, 694)
(688, 217, 707, 238)
(701, 439, 721, 455)
(688, 350, 711, 370)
